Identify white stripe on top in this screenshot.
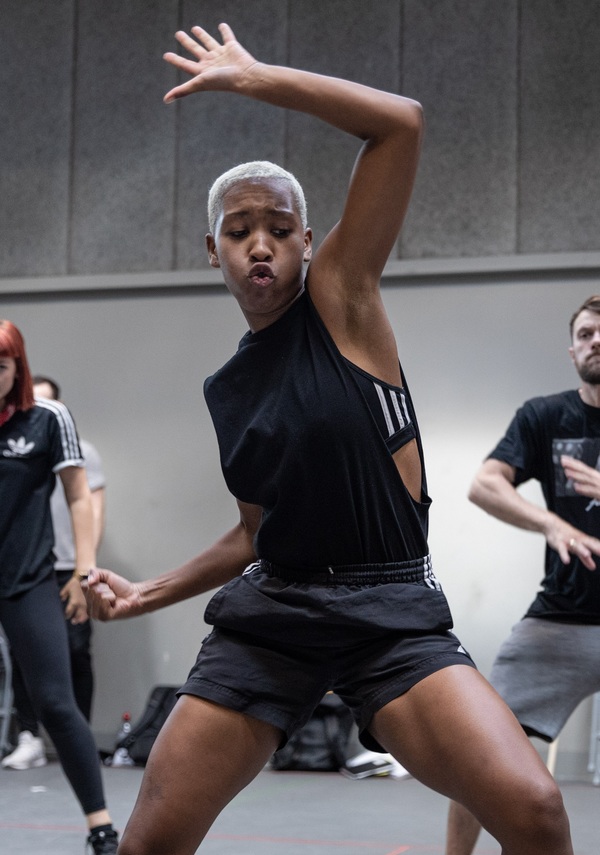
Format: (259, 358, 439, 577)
(374, 384, 411, 438)
(35, 397, 83, 466)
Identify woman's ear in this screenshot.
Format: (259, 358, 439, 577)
(206, 234, 220, 268)
(303, 228, 313, 263)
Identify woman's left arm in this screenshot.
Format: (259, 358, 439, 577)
(163, 24, 423, 320)
(58, 465, 96, 623)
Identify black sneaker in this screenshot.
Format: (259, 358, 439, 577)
(86, 828, 119, 854)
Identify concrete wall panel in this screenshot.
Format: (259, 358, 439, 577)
(519, 0, 600, 252)
(69, 0, 179, 273)
(401, 0, 518, 258)
(175, 0, 288, 269)
(1, 2, 599, 275)
(0, 0, 74, 276)
(286, 0, 401, 250)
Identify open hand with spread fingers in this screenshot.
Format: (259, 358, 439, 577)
(163, 23, 259, 103)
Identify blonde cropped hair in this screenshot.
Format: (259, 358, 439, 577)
(207, 161, 307, 234)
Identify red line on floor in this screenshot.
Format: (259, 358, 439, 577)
(0, 821, 84, 831)
(208, 834, 413, 850)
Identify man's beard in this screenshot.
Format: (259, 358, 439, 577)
(577, 357, 600, 385)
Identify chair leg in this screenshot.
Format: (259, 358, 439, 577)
(0, 632, 13, 755)
(588, 692, 600, 786)
(546, 737, 559, 777)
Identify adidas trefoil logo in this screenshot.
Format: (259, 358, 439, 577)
(3, 436, 35, 457)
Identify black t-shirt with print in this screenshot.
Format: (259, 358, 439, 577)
(0, 400, 83, 598)
(489, 390, 600, 623)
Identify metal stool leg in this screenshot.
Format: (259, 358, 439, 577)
(588, 692, 600, 786)
(0, 628, 13, 755)
(546, 737, 559, 777)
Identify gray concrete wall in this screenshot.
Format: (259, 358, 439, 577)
(2, 1, 600, 776)
(2, 1, 599, 275)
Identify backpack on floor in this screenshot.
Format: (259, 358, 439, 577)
(116, 685, 179, 766)
(270, 693, 353, 771)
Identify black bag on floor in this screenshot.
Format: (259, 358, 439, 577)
(116, 685, 179, 766)
(270, 693, 353, 771)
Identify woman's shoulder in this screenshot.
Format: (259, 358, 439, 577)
(33, 396, 76, 425)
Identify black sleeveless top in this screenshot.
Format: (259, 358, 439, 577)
(204, 289, 431, 569)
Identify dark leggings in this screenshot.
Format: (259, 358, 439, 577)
(11, 570, 94, 732)
(0, 575, 106, 815)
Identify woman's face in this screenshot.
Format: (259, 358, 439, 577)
(0, 356, 17, 409)
(206, 177, 312, 332)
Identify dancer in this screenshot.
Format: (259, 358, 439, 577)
(86, 24, 573, 855)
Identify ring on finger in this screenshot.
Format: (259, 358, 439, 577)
(569, 538, 577, 549)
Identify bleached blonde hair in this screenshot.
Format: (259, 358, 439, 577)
(207, 161, 308, 234)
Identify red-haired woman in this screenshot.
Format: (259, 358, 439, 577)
(0, 319, 118, 855)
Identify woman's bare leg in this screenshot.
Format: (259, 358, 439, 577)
(369, 665, 572, 855)
(446, 799, 483, 855)
(118, 695, 282, 855)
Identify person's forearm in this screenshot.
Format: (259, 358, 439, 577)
(238, 62, 422, 143)
(70, 495, 97, 577)
(135, 523, 257, 613)
(469, 472, 551, 534)
(470, 463, 600, 570)
(91, 488, 106, 552)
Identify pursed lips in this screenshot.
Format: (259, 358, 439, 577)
(248, 263, 274, 285)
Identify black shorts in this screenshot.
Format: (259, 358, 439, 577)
(179, 559, 476, 751)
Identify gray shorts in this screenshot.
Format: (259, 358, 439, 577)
(180, 559, 476, 751)
(490, 617, 600, 742)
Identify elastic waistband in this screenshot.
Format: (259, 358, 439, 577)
(259, 555, 435, 586)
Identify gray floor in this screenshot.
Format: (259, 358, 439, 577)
(0, 760, 598, 854)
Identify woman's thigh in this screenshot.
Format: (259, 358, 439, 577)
(369, 664, 571, 854)
(119, 695, 283, 855)
(0, 577, 73, 709)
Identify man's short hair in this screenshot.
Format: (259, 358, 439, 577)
(569, 296, 600, 337)
(207, 161, 307, 235)
(32, 375, 60, 400)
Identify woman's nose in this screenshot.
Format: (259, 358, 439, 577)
(249, 234, 273, 260)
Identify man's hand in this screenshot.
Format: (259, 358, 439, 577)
(61, 576, 89, 624)
(561, 454, 600, 501)
(470, 459, 600, 570)
(163, 23, 258, 103)
(543, 510, 600, 570)
(83, 568, 145, 621)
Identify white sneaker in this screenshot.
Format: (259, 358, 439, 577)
(1, 731, 47, 770)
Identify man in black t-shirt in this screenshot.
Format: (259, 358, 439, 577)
(446, 295, 600, 855)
